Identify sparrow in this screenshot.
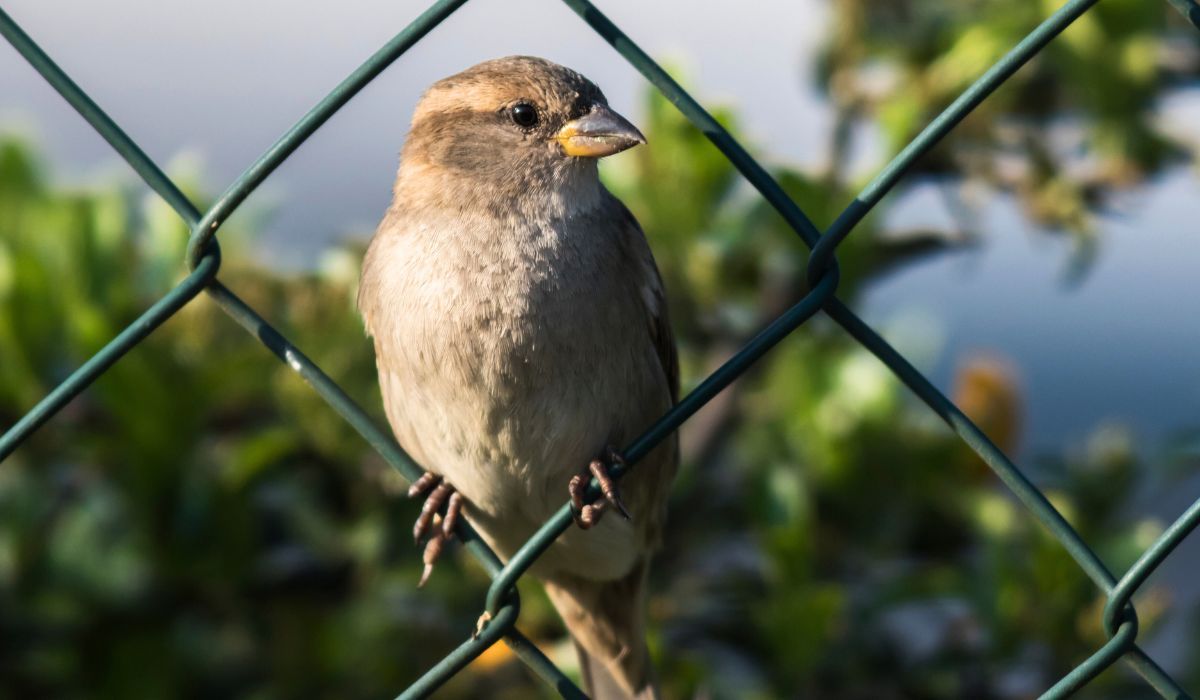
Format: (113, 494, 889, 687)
(357, 56, 678, 699)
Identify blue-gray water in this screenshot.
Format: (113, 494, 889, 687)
(864, 172, 1200, 463)
(4, 0, 1200, 682)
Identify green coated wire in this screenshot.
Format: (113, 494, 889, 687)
(0, 6, 200, 226)
(185, 0, 471, 268)
(0, 3, 216, 460)
(484, 269, 840, 615)
(0, 0, 507, 576)
(558, 0, 1114, 585)
(826, 300, 1188, 698)
(1042, 621, 1139, 700)
(1166, 0, 1200, 29)
(0, 253, 219, 460)
(502, 628, 590, 700)
(559, 0, 825, 251)
(531, 0, 1191, 697)
(806, 0, 1101, 281)
(1106, 496, 1200, 636)
(203, 281, 507, 571)
(397, 600, 520, 700)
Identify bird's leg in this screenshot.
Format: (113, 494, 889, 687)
(569, 446, 632, 529)
(408, 472, 465, 586)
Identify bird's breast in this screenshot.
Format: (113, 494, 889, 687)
(369, 211, 664, 525)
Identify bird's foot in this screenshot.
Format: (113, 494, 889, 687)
(407, 472, 464, 587)
(569, 446, 632, 530)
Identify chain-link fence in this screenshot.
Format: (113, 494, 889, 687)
(2, 1, 1199, 697)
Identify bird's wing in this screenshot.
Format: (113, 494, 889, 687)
(604, 197, 679, 559)
(614, 200, 679, 406)
(558, 202, 675, 700)
(544, 560, 658, 700)
(541, 200, 678, 697)
(357, 215, 437, 474)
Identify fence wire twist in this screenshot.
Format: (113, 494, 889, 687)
(2, 1, 1199, 698)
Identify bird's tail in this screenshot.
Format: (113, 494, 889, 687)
(543, 559, 658, 700)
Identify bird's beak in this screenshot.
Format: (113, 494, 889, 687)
(554, 104, 646, 158)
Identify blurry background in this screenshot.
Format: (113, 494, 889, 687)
(2, 0, 1200, 697)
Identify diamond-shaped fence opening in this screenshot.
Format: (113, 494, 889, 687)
(3, 1, 1200, 698)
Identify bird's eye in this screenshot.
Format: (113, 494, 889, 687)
(510, 102, 539, 129)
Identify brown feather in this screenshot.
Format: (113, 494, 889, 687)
(544, 559, 659, 700)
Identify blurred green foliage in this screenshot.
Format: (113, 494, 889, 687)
(2, 2, 1198, 698)
(822, 0, 1200, 250)
(0, 139, 530, 699)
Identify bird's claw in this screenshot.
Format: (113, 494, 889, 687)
(569, 447, 631, 529)
(472, 610, 493, 640)
(409, 472, 464, 586)
(407, 471, 439, 499)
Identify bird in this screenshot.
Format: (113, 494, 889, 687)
(357, 56, 678, 699)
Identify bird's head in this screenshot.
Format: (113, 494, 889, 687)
(398, 56, 644, 209)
